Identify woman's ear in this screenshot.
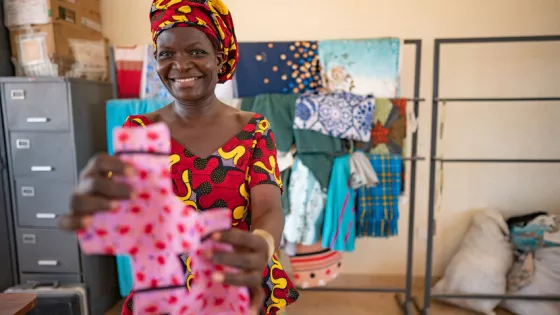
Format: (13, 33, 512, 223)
(216, 51, 225, 68)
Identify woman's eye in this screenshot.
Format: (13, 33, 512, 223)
(190, 49, 207, 56)
(158, 51, 172, 58)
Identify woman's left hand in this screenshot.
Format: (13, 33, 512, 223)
(208, 229, 270, 314)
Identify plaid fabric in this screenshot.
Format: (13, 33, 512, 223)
(356, 154, 402, 237)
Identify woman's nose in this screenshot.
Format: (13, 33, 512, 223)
(172, 54, 192, 71)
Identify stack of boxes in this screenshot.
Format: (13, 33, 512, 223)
(4, 0, 108, 80)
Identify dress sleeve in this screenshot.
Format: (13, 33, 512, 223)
(122, 115, 147, 128)
(247, 121, 283, 193)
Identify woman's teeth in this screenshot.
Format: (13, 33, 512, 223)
(174, 77, 198, 82)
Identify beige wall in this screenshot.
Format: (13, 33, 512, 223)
(100, 0, 560, 276)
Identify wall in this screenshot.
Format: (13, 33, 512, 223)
(100, 0, 560, 276)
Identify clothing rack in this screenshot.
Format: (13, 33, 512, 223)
(414, 35, 560, 315)
(302, 39, 425, 315)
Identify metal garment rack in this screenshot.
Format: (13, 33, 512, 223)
(414, 35, 560, 315)
(303, 39, 425, 315)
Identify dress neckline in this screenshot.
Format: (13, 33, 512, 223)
(134, 113, 258, 159)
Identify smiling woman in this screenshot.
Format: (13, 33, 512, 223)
(59, 0, 299, 314)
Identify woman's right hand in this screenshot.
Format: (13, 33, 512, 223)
(58, 153, 135, 231)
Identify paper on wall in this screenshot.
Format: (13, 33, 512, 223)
(16, 32, 48, 65)
(68, 39, 108, 81)
(4, 0, 50, 27)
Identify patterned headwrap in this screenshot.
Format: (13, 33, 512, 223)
(150, 0, 238, 83)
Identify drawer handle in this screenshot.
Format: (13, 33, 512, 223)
(31, 166, 53, 172)
(16, 139, 30, 149)
(10, 89, 25, 100)
(26, 117, 49, 123)
(22, 234, 36, 244)
(36, 213, 56, 219)
(21, 186, 35, 196)
(37, 260, 58, 266)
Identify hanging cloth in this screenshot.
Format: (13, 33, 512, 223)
(349, 150, 378, 189)
(235, 41, 322, 98)
(114, 45, 145, 98)
(370, 98, 407, 155)
(294, 130, 343, 191)
(252, 93, 299, 153)
(293, 91, 375, 142)
(317, 38, 401, 97)
(321, 155, 356, 252)
(284, 158, 327, 246)
(356, 154, 402, 238)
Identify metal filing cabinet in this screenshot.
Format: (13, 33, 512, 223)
(0, 77, 119, 315)
(0, 0, 17, 292)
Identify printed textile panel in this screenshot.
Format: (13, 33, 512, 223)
(235, 41, 322, 98)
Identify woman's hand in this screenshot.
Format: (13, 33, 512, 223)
(208, 229, 271, 314)
(59, 153, 134, 230)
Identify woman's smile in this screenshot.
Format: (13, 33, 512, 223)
(170, 76, 203, 89)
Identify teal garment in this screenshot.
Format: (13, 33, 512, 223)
(297, 154, 333, 191)
(322, 155, 356, 252)
(106, 98, 171, 155)
(106, 98, 170, 297)
(240, 97, 256, 112)
(294, 129, 343, 190)
(252, 93, 299, 152)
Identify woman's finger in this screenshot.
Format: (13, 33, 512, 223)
(76, 175, 132, 200)
(58, 214, 91, 231)
(214, 229, 268, 252)
(80, 153, 132, 178)
(211, 250, 262, 270)
(214, 270, 262, 288)
(70, 194, 117, 215)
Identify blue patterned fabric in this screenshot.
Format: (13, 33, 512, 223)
(106, 98, 170, 297)
(235, 41, 322, 98)
(510, 215, 560, 251)
(356, 154, 402, 237)
(318, 38, 401, 97)
(293, 91, 374, 142)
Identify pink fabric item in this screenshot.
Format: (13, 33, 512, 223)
(77, 122, 250, 315)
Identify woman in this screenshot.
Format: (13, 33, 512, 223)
(59, 0, 299, 314)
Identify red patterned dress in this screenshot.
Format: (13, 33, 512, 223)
(120, 113, 299, 315)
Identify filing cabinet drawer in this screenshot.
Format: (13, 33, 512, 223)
(3, 82, 70, 131)
(10, 132, 75, 179)
(16, 228, 80, 273)
(15, 180, 74, 228)
(20, 273, 82, 285)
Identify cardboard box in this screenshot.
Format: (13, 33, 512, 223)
(9, 22, 107, 79)
(4, 0, 101, 30)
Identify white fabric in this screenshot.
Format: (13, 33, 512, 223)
(284, 158, 326, 246)
(432, 209, 513, 315)
(277, 150, 296, 172)
(349, 151, 378, 189)
(502, 247, 560, 315)
(215, 79, 236, 103)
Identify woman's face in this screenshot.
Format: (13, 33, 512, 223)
(155, 27, 223, 103)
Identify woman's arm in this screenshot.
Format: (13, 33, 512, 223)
(250, 185, 284, 249)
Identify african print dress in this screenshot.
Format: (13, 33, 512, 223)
(120, 113, 299, 315)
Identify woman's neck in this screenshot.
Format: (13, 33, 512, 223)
(171, 94, 221, 122)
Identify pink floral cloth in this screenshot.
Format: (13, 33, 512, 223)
(77, 122, 250, 315)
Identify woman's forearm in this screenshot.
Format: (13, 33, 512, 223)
(251, 206, 285, 250)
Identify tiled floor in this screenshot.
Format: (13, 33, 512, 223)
(105, 275, 514, 315)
